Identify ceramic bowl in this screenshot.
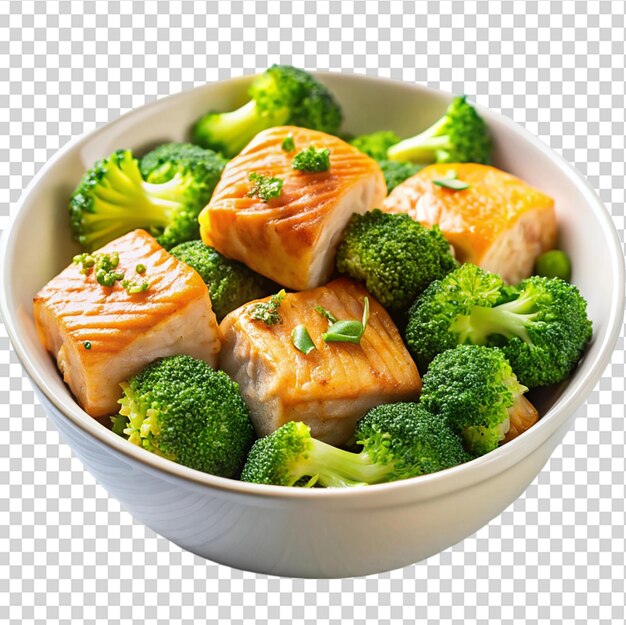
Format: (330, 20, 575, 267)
(1, 72, 623, 578)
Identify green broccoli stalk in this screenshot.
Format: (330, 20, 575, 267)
(240, 403, 469, 487)
(405, 264, 593, 387)
(69, 144, 226, 251)
(169, 240, 274, 321)
(192, 65, 343, 157)
(115, 355, 254, 477)
(387, 96, 491, 164)
(336, 209, 458, 315)
(420, 345, 528, 456)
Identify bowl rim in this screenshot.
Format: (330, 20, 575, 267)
(1, 71, 624, 503)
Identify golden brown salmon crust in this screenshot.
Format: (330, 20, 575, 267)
(219, 278, 421, 446)
(33, 229, 220, 419)
(199, 126, 386, 290)
(382, 163, 557, 283)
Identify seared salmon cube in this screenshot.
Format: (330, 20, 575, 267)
(199, 126, 387, 291)
(219, 278, 421, 446)
(33, 229, 220, 419)
(383, 163, 557, 284)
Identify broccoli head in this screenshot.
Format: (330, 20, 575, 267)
(387, 96, 492, 164)
(377, 159, 423, 192)
(192, 65, 343, 157)
(116, 355, 254, 477)
(169, 240, 273, 321)
(479, 275, 592, 388)
(139, 141, 227, 184)
(405, 263, 505, 370)
(240, 403, 468, 487)
(405, 264, 593, 387)
(420, 345, 528, 456)
(350, 131, 401, 160)
(336, 209, 458, 315)
(69, 144, 226, 251)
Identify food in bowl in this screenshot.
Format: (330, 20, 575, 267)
(32, 65, 592, 488)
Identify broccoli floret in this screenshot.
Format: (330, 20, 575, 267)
(420, 345, 528, 456)
(405, 264, 593, 387)
(405, 263, 504, 370)
(139, 142, 227, 183)
(115, 355, 254, 477)
(240, 404, 468, 487)
(169, 240, 273, 321)
(69, 145, 226, 251)
(387, 96, 491, 164)
(192, 65, 343, 157)
(350, 131, 401, 160)
(478, 276, 592, 387)
(377, 159, 423, 192)
(336, 209, 458, 314)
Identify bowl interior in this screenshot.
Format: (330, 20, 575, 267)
(2, 73, 623, 494)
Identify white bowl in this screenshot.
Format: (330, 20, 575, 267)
(1, 73, 623, 578)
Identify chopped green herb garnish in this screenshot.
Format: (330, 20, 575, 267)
(135, 263, 147, 274)
(74, 251, 125, 285)
(73, 253, 97, 274)
(122, 278, 149, 294)
(94, 252, 125, 286)
(321, 320, 364, 344)
(432, 176, 470, 190)
(314, 305, 338, 325)
(247, 172, 284, 202)
(322, 297, 370, 344)
(291, 324, 316, 354)
(248, 289, 286, 326)
(292, 146, 331, 172)
(281, 134, 295, 152)
(84, 341, 92, 350)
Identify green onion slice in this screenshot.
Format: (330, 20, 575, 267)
(322, 297, 370, 344)
(432, 177, 470, 190)
(314, 305, 338, 324)
(291, 324, 316, 354)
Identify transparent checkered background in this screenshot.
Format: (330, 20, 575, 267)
(1, 1, 625, 623)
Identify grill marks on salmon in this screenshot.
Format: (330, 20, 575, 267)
(382, 163, 557, 284)
(219, 278, 421, 446)
(199, 126, 387, 290)
(33, 229, 220, 419)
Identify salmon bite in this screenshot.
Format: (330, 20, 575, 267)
(383, 163, 557, 284)
(218, 279, 422, 446)
(33, 230, 220, 418)
(198, 126, 387, 290)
